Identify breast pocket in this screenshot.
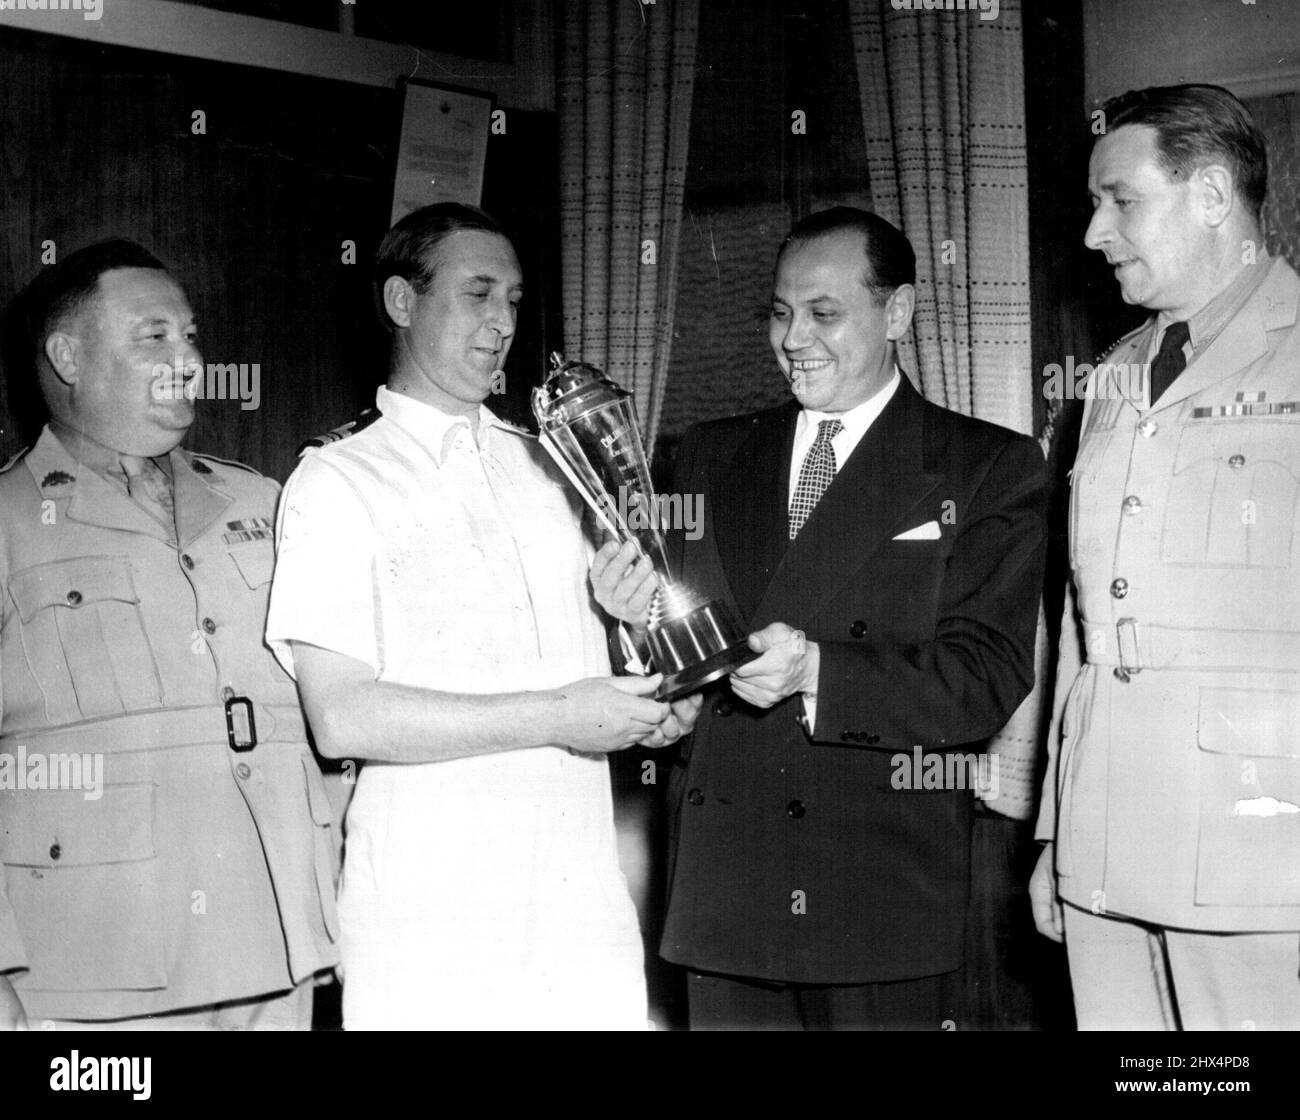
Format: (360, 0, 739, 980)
(7, 556, 163, 722)
(1161, 420, 1300, 568)
(0, 782, 167, 992)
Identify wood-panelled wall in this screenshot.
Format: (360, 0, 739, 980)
(0, 26, 559, 482)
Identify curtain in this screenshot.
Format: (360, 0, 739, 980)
(849, 0, 1040, 819)
(556, 0, 699, 454)
(849, 0, 1033, 435)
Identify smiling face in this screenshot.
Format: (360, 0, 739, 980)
(53, 267, 201, 457)
(769, 230, 913, 414)
(1084, 124, 1220, 319)
(387, 229, 522, 416)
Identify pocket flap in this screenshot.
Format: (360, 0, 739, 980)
(1198, 687, 1300, 758)
(229, 545, 275, 590)
(0, 782, 156, 867)
(8, 556, 139, 624)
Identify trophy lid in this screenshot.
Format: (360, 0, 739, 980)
(533, 352, 633, 429)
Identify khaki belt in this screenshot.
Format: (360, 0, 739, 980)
(0, 704, 308, 755)
(1083, 619, 1300, 674)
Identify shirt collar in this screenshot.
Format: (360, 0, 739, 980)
(1156, 252, 1272, 353)
(376, 385, 520, 464)
(48, 419, 173, 485)
(799, 367, 901, 442)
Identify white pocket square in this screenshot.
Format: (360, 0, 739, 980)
(892, 521, 940, 541)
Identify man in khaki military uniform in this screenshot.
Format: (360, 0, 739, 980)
(0, 240, 338, 1029)
(1031, 85, 1300, 1029)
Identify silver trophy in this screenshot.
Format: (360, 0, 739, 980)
(533, 354, 757, 701)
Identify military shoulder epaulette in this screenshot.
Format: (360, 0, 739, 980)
(298, 407, 381, 456)
(1095, 320, 1150, 364)
(0, 446, 31, 474)
(189, 451, 260, 477)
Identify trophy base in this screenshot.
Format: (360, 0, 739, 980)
(644, 590, 759, 702)
(654, 639, 758, 703)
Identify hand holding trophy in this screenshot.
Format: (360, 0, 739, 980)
(533, 354, 757, 700)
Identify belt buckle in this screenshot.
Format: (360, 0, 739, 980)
(1115, 617, 1141, 680)
(225, 696, 258, 752)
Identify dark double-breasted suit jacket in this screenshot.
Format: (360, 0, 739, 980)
(659, 375, 1048, 985)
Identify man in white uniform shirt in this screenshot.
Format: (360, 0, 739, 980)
(266, 203, 699, 1029)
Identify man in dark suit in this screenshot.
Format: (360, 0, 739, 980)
(598, 207, 1047, 1029)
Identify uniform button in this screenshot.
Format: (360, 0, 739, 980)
(235, 763, 252, 780)
(220, 686, 236, 704)
(687, 788, 704, 806)
(1228, 454, 1246, 470)
(1113, 667, 1131, 683)
(1137, 419, 1158, 438)
(786, 799, 806, 819)
(1122, 495, 1143, 515)
(181, 553, 195, 570)
(65, 590, 82, 607)
(712, 698, 734, 717)
(849, 620, 867, 639)
(202, 617, 217, 634)
(1110, 578, 1129, 599)
(48, 843, 61, 860)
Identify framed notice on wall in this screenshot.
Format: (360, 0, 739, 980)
(390, 79, 494, 224)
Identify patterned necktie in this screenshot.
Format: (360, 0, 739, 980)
(789, 418, 843, 539)
(1148, 320, 1189, 406)
(121, 455, 176, 536)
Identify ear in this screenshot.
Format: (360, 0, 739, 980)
(44, 331, 80, 387)
(885, 284, 916, 341)
(1196, 163, 1234, 229)
(383, 276, 416, 329)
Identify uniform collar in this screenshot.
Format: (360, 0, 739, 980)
(375, 385, 524, 465)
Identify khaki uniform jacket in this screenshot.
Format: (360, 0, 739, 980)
(1038, 256, 1300, 932)
(0, 428, 339, 1021)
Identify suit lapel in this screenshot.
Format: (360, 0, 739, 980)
(752, 378, 942, 628)
(712, 403, 797, 624)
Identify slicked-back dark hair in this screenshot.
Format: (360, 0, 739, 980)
(778, 206, 916, 304)
(373, 202, 509, 329)
(21, 238, 169, 371)
(1101, 84, 1268, 220)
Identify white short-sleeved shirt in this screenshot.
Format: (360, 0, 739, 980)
(266, 386, 646, 1029)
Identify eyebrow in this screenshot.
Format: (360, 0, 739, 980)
(771, 293, 840, 305)
(1091, 178, 1135, 197)
(464, 273, 524, 289)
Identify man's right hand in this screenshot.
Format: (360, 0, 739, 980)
(0, 975, 29, 1031)
(1030, 842, 1064, 943)
(554, 674, 671, 755)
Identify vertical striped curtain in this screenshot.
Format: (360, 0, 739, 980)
(849, 0, 1041, 820)
(848, 0, 1033, 437)
(556, 0, 699, 454)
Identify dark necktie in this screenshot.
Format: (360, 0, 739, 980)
(1148, 320, 1190, 406)
(789, 418, 843, 540)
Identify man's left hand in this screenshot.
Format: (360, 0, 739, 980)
(729, 622, 819, 709)
(590, 539, 658, 628)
